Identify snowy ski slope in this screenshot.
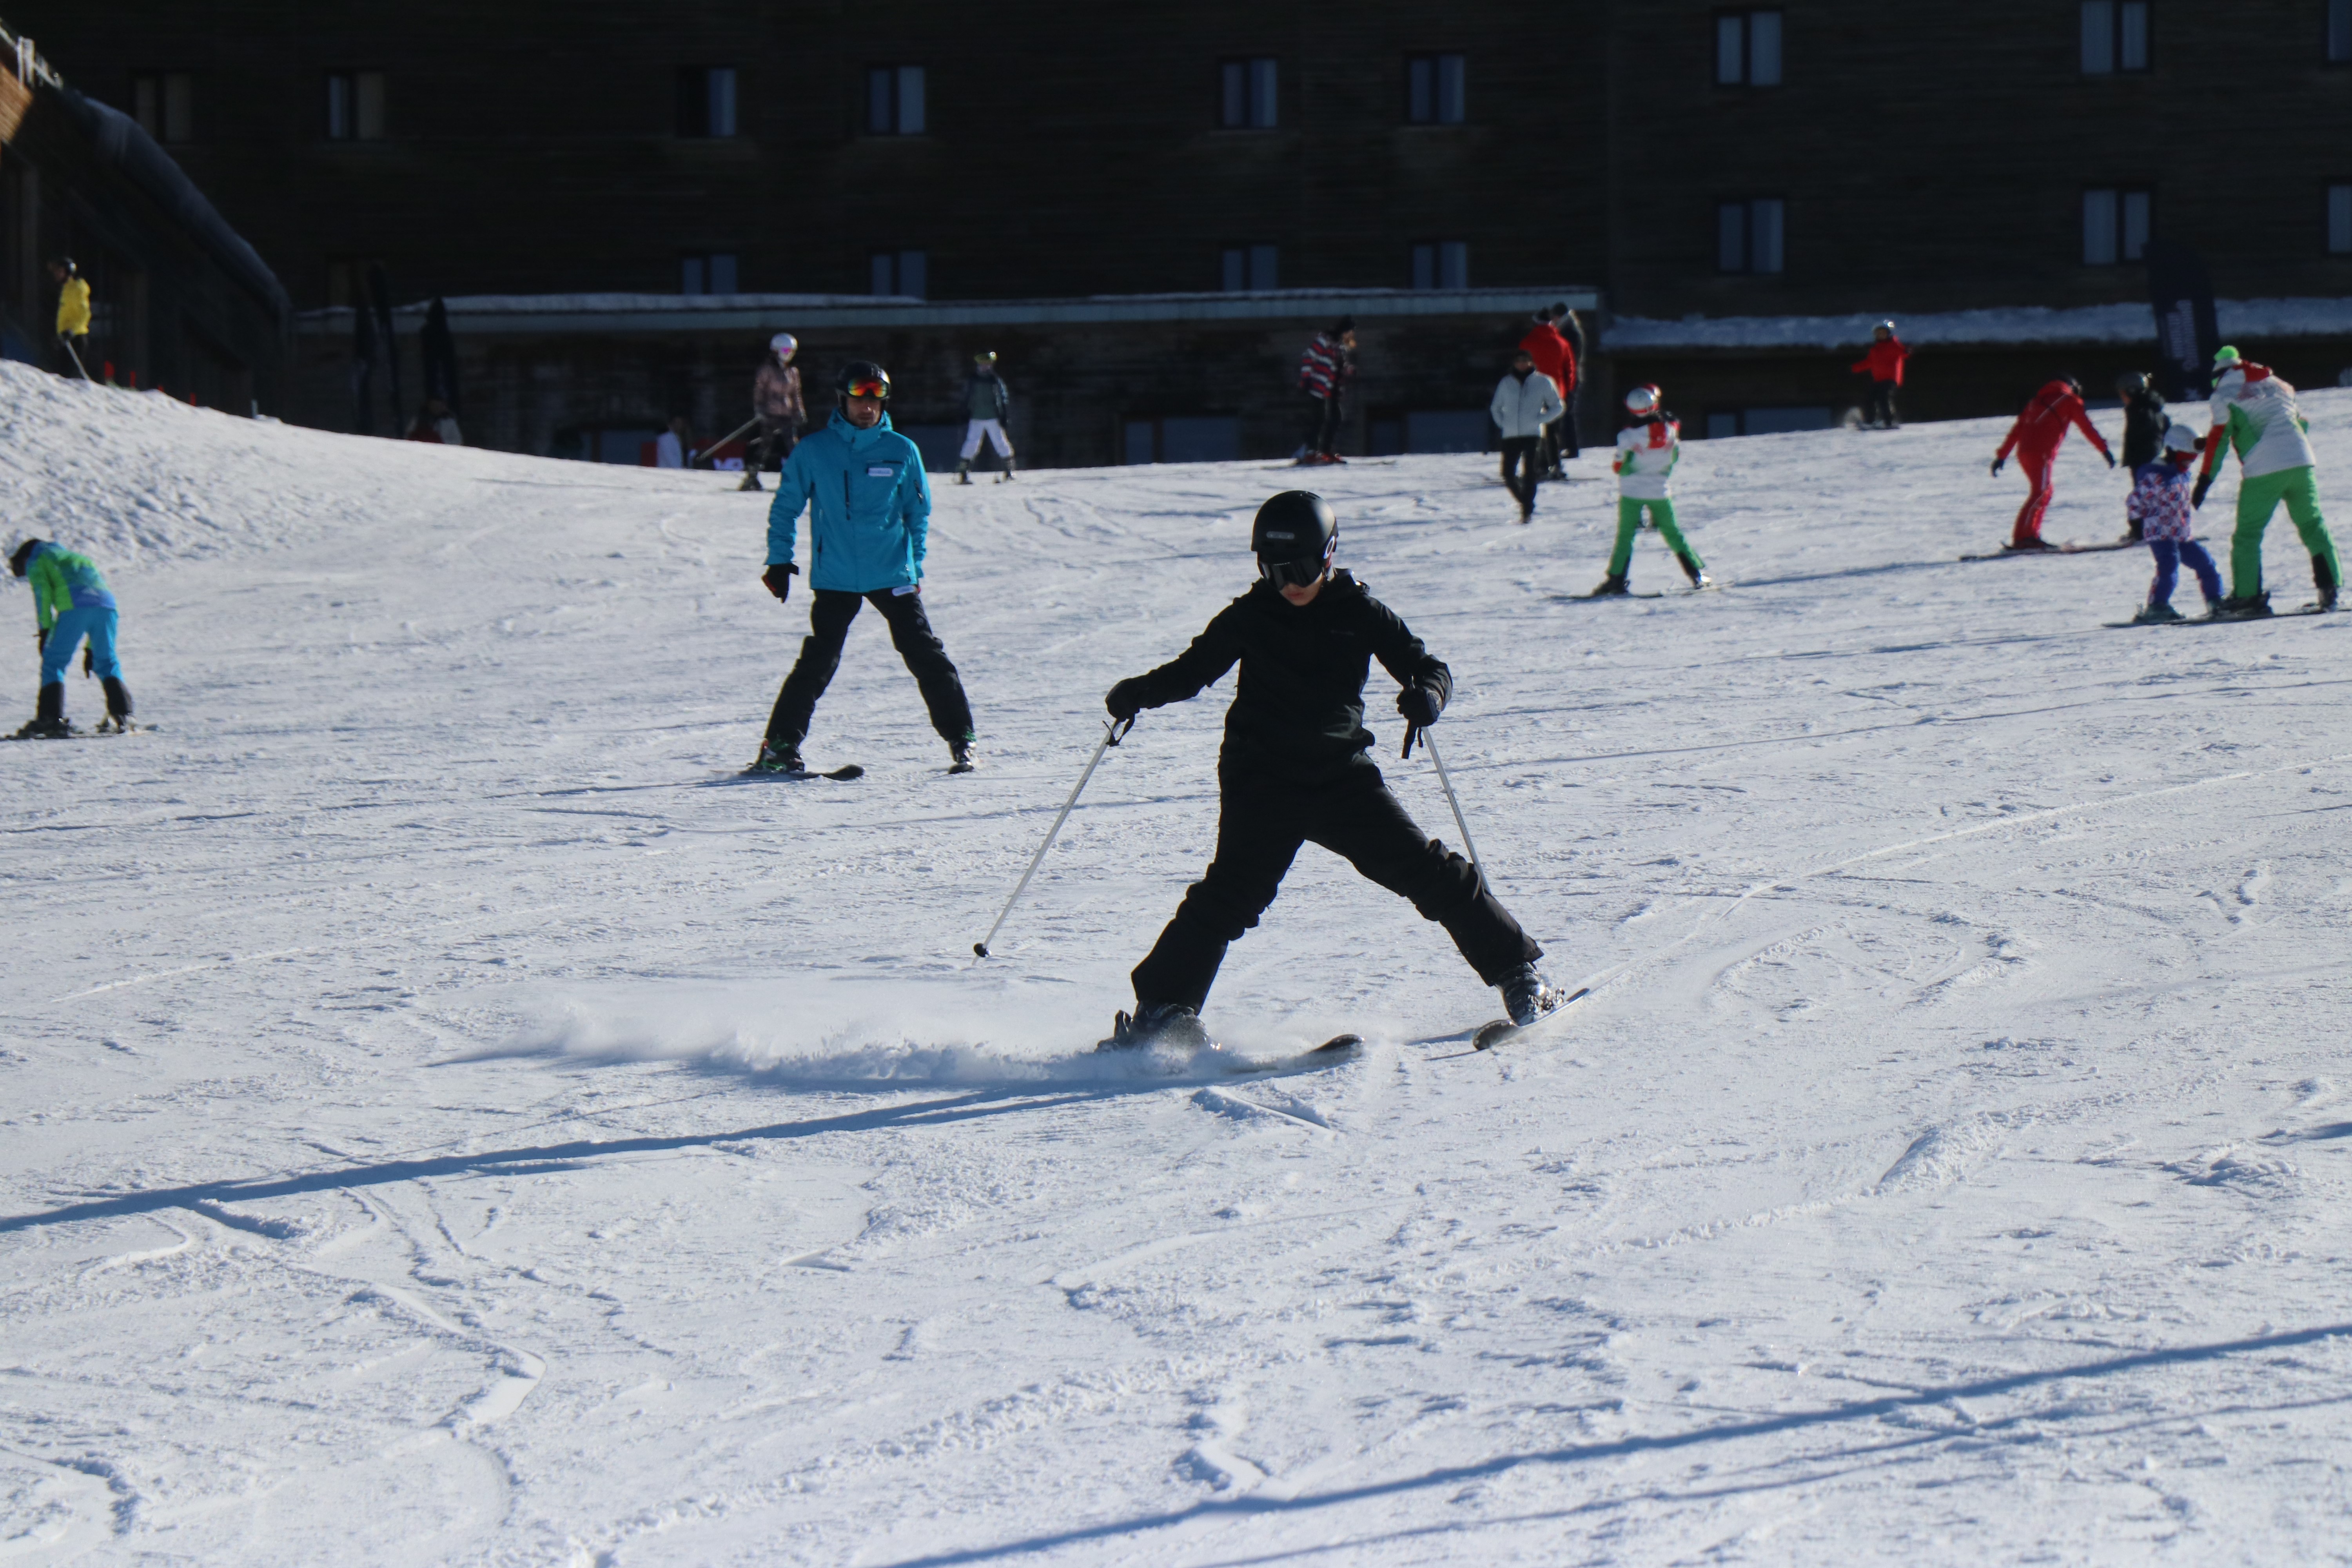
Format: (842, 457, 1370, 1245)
(4, 361, 2351, 1564)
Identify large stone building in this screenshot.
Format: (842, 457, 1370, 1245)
(9, 2, 2352, 457)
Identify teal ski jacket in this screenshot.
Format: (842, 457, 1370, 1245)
(765, 411, 933, 593)
(25, 543, 116, 632)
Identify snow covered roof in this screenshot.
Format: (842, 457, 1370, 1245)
(294, 286, 1601, 336)
(1607, 297, 2352, 352)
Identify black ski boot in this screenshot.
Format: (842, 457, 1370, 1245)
(15, 682, 69, 739)
(2315, 553, 2339, 612)
(737, 469, 764, 493)
(997, 453, 1017, 483)
(2131, 600, 2185, 625)
(1590, 573, 1630, 597)
(2213, 592, 2274, 621)
(1499, 963, 1563, 1027)
(948, 738, 977, 774)
(748, 740, 805, 775)
(1676, 552, 1712, 589)
(98, 676, 133, 732)
(956, 459, 973, 486)
(1097, 1002, 1214, 1053)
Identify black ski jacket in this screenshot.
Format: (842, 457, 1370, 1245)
(2121, 388, 2169, 469)
(1118, 570, 1449, 784)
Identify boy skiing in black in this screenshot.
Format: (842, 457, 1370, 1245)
(1098, 491, 1561, 1050)
(2115, 371, 2168, 539)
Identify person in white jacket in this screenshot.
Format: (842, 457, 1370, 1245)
(1490, 350, 1564, 523)
(2192, 345, 2337, 616)
(1593, 383, 1710, 595)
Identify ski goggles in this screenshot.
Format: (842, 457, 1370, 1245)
(844, 377, 889, 399)
(1258, 549, 1332, 590)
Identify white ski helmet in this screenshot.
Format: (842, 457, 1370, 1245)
(1624, 383, 1662, 415)
(2161, 421, 2201, 454)
(1873, 319, 1896, 336)
(769, 332, 798, 358)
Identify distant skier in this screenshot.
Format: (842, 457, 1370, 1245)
(1593, 384, 1709, 595)
(1490, 349, 1563, 524)
(1518, 309, 1577, 476)
(739, 333, 804, 493)
(1849, 320, 1908, 429)
(754, 361, 978, 774)
(2124, 423, 2223, 624)
(957, 350, 1016, 484)
(2115, 371, 2168, 540)
(1551, 303, 1587, 461)
(48, 259, 90, 379)
(1098, 490, 1560, 1050)
(9, 538, 131, 737)
(2193, 346, 2338, 617)
(1990, 377, 2114, 552)
(655, 414, 692, 468)
(1296, 317, 1356, 464)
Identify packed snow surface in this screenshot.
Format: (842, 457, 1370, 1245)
(4, 361, 2352, 1564)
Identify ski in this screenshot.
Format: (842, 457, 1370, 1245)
(1565, 590, 1666, 601)
(1469, 985, 1593, 1053)
(740, 762, 864, 780)
(1959, 539, 2138, 562)
(2102, 604, 2338, 629)
(1216, 1034, 1363, 1077)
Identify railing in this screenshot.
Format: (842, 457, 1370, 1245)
(0, 18, 62, 89)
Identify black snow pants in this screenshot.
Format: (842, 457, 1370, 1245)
(1303, 393, 1344, 458)
(1864, 380, 1899, 428)
(1499, 437, 1542, 512)
(766, 588, 975, 749)
(749, 417, 799, 474)
(1130, 759, 1541, 1013)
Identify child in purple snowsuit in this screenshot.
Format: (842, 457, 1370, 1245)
(2127, 423, 2223, 624)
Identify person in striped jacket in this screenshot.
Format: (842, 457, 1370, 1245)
(1295, 317, 1356, 465)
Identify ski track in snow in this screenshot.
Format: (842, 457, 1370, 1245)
(5, 362, 2352, 1563)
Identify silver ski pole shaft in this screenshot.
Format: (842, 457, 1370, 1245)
(1421, 731, 1484, 880)
(973, 715, 1134, 959)
(690, 415, 762, 467)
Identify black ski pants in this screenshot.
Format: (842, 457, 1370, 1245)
(1864, 379, 1898, 428)
(1303, 393, 1344, 458)
(749, 417, 799, 474)
(1499, 437, 1542, 512)
(766, 588, 975, 749)
(1130, 759, 1541, 1013)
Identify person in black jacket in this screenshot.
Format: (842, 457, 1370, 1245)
(1098, 491, 1562, 1051)
(2115, 371, 2168, 540)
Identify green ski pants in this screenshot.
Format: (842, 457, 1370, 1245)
(2229, 465, 2337, 598)
(1610, 497, 1703, 578)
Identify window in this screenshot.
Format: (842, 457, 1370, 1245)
(676, 66, 738, 137)
(1406, 54, 1465, 123)
(1123, 416, 1241, 465)
(130, 72, 193, 142)
(2330, 0, 2352, 62)
(2328, 184, 2352, 254)
(2081, 2, 2151, 74)
(871, 250, 927, 298)
(681, 253, 739, 294)
(1220, 57, 1278, 128)
(1717, 198, 1784, 273)
(2083, 187, 2152, 264)
(1715, 10, 1783, 86)
(866, 65, 926, 135)
(325, 71, 387, 140)
(1410, 241, 1469, 290)
(1220, 245, 1278, 291)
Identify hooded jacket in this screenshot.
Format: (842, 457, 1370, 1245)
(766, 411, 933, 593)
(1614, 414, 1681, 500)
(2200, 362, 2315, 481)
(22, 543, 115, 632)
(1118, 570, 1449, 785)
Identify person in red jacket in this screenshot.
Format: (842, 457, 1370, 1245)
(1991, 376, 2115, 551)
(1517, 309, 1577, 475)
(1849, 320, 1909, 429)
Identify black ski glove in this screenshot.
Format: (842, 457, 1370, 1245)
(2104, 450, 2117, 469)
(1396, 684, 1443, 728)
(761, 563, 797, 601)
(83, 644, 93, 676)
(1989, 456, 2005, 477)
(34, 627, 45, 653)
(1106, 677, 1147, 721)
(2191, 473, 2213, 510)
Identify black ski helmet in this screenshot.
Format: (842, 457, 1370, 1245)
(9, 537, 44, 577)
(1252, 491, 1337, 570)
(835, 360, 891, 401)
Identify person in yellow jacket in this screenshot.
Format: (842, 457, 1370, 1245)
(48, 258, 91, 379)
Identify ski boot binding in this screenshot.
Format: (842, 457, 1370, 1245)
(1097, 1002, 1213, 1054)
(2213, 592, 2274, 621)
(748, 742, 806, 775)
(1500, 963, 1564, 1028)
(2131, 601, 2185, 625)
(1589, 573, 1630, 597)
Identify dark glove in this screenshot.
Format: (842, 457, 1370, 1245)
(1106, 677, 1147, 721)
(1396, 684, 1443, 728)
(2192, 473, 2213, 510)
(761, 563, 797, 601)
(1989, 456, 2005, 477)
(83, 644, 93, 676)
(2104, 450, 2118, 469)
(35, 628, 46, 653)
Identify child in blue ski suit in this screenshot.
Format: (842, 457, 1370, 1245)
(10, 537, 132, 736)
(2126, 424, 2223, 624)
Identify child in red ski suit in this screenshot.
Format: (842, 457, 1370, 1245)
(1991, 377, 2114, 550)
(1849, 321, 1908, 429)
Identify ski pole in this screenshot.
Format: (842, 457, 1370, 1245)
(973, 714, 1135, 959)
(1405, 724, 1483, 880)
(691, 415, 761, 468)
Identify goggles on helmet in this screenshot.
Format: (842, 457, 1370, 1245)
(844, 377, 889, 399)
(1259, 548, 1332, 590)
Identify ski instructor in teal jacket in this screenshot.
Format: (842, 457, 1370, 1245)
(751, 358, 978, 775)
(10, 537, 133, 737)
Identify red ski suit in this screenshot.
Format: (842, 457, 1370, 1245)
(1518, 321, 1577, 402)
(1994, 380, 2112, 546)
(1849, 337, 1909, 384)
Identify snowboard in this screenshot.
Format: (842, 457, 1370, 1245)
(739, 762, 864, 780)
(1959, 539, 2138, 562)
(1469, 985, 1593, 1052)
(2102, 603, 2338, 629)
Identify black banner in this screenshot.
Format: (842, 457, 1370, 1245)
(2144, 239, 2218, 404)
(421, 298, 461, 421)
